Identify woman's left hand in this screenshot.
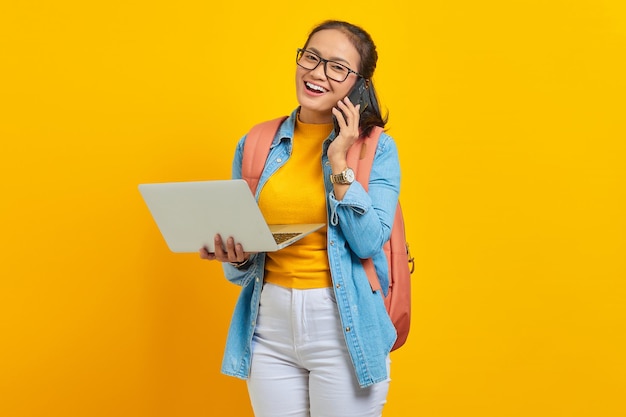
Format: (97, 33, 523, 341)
(328, 96, 361, 165)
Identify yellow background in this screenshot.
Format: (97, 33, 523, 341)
(1, 1, 625, 416)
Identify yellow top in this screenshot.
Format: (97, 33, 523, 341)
(258, 118, 333, 289)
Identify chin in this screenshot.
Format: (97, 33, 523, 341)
(296, 100, 315, 113)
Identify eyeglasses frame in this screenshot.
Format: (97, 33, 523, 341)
(296, 48, 363, 82)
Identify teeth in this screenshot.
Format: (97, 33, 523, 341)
(306, 82, 326, 92)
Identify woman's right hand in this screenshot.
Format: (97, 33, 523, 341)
(199, 234, 251, 264)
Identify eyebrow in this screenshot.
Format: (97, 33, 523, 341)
(306, 47, 352, 66)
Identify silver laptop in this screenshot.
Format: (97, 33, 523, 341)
(138, 179, 325, 253)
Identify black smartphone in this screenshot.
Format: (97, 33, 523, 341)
(333, 77, 370, 134)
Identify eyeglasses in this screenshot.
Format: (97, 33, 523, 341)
(296, 48, 362, 82)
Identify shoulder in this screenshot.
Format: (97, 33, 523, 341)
(372, 129, 398, 154)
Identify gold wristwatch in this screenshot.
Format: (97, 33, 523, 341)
(330, 167, 355, 185)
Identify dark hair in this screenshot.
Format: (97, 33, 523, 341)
(303, 20, 388, 137)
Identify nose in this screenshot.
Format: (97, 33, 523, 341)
(309, 60, 327, 80)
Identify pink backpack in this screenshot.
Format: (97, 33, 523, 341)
(242, 117, 414, 351)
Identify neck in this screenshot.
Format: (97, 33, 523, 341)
(297, 107, 333, 124)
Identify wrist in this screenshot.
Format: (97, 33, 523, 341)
(329, 158, 348, 173)
(327, 148, 347, 167)
(229, 257, 252, 269)
(329, 167, 355, 185)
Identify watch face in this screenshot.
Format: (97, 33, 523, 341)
(345, 168, 355, 183)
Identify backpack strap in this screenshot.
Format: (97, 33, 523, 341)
(346, 127, 383, 189)
(242, 116, 288, 195)
(346, 127, 385, 293)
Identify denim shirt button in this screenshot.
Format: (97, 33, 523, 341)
(345, 327, 351, 332)
(336, 284, 341, 289)
(276, 158, 282, 163)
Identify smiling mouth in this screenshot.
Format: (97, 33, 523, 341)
(305, 82, 328, 93)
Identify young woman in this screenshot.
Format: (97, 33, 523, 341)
(200, 20, 401, 417)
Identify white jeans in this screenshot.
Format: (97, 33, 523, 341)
(247, 283, 391, 417)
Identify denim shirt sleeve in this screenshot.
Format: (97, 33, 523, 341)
(221, 252, 269, 290)
(328, 132, 401, 259)
(219, 134, 254, 287)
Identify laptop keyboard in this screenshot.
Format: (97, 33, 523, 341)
(272, 232, 301, 244)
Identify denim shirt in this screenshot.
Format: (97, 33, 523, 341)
(219, 108, 400, 388)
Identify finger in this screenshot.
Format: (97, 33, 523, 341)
(332, 107, 347, 129)
(342, 95, 357, 109)
(351, 106, 361, 130)
(234, 243, 247, 260)
(225, 237, 240, 262)
(337, 98, 355, 115)
(213, 234, 227, 260)
(337, 100, 359, 126)
(199, 247, 217, 260)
